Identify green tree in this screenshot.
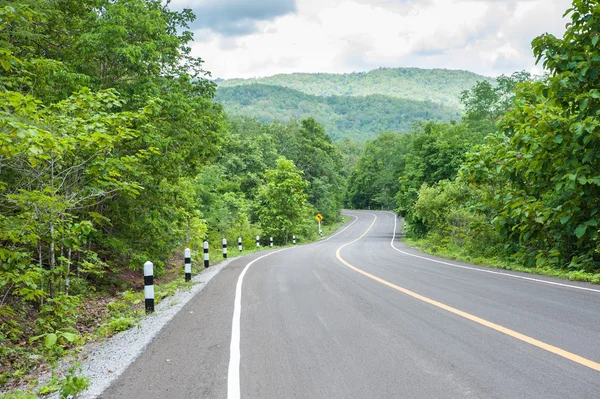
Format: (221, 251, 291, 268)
(255, 157, 310, 243)
(269, 118, 344, 222)
(346, 132, 409, 209)
(460, 71, 531, 134)
(0, 88, 147, 300)
(395, 121, 484, 226)
(463, 0, 600, 271)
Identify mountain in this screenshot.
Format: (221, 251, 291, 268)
(217, 67, 494, 109)
(215, 84, 461, 141)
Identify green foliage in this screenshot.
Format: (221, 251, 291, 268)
(395, 121, 485, 225)
(58, 364, 89, 399)
(273, 118, 345, 221)
(256, 157, 310, 243)
(347, 121, 485, 213)
(0, 391, 37, 399)
(462, 0, 600, 271)
(218, 67, 492, 109)
(38, 373, 60, 396)
(97, 293, 143, 337)
(346, 132, 409, 210)
(216, 84, 461, 141)
(29, 330, 79, 350)
(35, 294, 81, 334)
(411, 180, 502, 257)
(460, 71, 532, 134)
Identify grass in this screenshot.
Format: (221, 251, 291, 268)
(403, 237, 600, 285)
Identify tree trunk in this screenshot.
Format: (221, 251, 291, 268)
(66, 248, 71, 296)
(49, 221, 56, 299)
(38, 239, 44, 308)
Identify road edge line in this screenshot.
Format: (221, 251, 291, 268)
(386, 212, 600, 294)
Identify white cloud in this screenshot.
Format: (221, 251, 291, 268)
(188, 0, 573, 79)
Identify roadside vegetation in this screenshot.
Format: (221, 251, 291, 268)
(347, 0, 600, 283)
(0, 0, 345, 395)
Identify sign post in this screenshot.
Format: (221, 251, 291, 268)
(315, 213, 323, 237)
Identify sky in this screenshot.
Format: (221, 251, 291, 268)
(170, 0, 573, 79)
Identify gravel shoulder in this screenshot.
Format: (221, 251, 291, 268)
(47, 258, 233, 399)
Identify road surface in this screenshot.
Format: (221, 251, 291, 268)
(101, 211, 600, 398)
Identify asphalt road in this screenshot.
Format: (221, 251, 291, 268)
(101, 211, 600, 398)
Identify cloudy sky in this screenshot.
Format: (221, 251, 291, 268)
(170, 0, 573, 79)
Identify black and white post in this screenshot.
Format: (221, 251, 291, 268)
(238, 237, 242, 252)
(144, 261, 154, 314)
(184, 248, 191, 282)
(203, 241, 209, 268)
(293, 235, 296, 245)
(270, 236, 273, 247)
(256, 235, 260, 248)
(222, 238, 227, 259)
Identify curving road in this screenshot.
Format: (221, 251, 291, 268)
(101, 211, 600, 399)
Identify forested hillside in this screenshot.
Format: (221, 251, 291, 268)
(0, 1, 345, 393)
(218, 67, 493, 109)
(347, 0, 600, 281)
(216, 84, 460, 141)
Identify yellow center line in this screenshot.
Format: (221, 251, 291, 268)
(336, 213, 600, 373)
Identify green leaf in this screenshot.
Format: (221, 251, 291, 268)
(560, 215, 571, 224)
(553, 134, 563, 144)
(575, 224, 587, 239)
(61, 332, 77, 342)
(593, 34, 599, 48)
(536, 256, 546, 267)
(0, 59, 10, 71)
(45, 333, 58, 348)
(580, 98, 589, 112)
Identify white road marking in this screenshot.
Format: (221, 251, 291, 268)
(385, 212, 600, 294)
(227, 248, 290, 399)
(227, 216, 359, 399)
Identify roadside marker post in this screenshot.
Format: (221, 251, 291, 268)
(293, 235, 296, 245)
(144, 261, 154, 314)
(238, 237, 243, 252)
(184, 248, 191, 282)
(256, 235, 260, 248)
(203, 241, 209, 268)
(270, 237, 273, 247)
(222, 238, 227, 259)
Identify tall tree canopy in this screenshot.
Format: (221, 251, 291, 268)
(463, 0, 600, 270)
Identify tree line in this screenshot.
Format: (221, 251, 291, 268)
(215, 83, 460, 141)
(347, 0, 600, 279)
(218, 67, 492, 109)
(0, 0, 345, 381)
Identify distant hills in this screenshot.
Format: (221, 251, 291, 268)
(216, 67, 493, 141)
